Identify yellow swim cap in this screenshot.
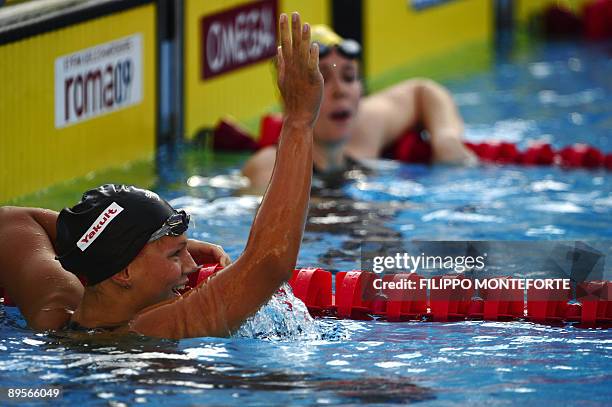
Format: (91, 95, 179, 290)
(311, 24, 344, 46)
(310, 24, 361, 59)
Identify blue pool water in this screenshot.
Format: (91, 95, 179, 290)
(2, 41, 611, 405)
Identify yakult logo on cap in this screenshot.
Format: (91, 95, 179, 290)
(77, 202, 124, 251)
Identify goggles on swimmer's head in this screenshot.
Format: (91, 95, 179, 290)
(311, 24, 361, 60)
(316, 39, 361, 60)
(148, 210, 190, 242)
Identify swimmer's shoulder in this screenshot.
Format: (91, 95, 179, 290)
(242, 146, 277, 190)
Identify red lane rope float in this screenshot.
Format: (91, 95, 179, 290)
(334, 271, 377, 320)
(285, 268, 611, 328)
(583, 0, 612, 41)
(380, 273, 427, 322)
(480, 276, 524, 321)
(429, 275, 474, 322)
(2, 266, 611, 328)
(419, 139, 611, 170)
(213, 114, 611, 170)
(288, 267, 332, 317)
(526, 280, 572, 323)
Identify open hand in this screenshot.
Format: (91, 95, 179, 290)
(277, 12, 323, 127)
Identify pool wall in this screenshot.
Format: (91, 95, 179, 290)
(363, 0, 491, 82)
(0, 0, 157, 203)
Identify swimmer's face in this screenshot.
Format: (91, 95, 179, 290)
(128, 234, 197, 309)
(314, 49, 362, 145)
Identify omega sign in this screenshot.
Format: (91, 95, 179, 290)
(201, 0, 278, 79)
(54, 34, 143, 128)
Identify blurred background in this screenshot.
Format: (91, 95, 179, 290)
(0, 0, 610, 207)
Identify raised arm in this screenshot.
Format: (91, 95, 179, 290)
(0, 206, 83, 330)
(130, 12, 323, 338)
(357, 78, 476, 164)
(241, 146, 278, 192)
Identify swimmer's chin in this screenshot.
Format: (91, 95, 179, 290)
(316, 130, 350, 145)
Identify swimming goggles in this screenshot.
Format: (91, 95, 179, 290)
(316, 39, 361, 60)
(148, 210, 190, 242)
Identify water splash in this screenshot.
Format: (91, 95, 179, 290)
(234, 283, 322, 341)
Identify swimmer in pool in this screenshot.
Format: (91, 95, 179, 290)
(243, 24, 476, 190)
(0, 12, 323, 339)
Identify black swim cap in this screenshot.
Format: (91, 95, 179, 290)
(56, 184, 176, 285)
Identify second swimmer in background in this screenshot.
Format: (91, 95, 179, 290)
(243, 24, 476, 190)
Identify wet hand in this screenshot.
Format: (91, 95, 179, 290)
(277, 12, 323, 127)
(187, 239, 232, 267)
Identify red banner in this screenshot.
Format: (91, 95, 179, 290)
(200, 0, 278, 79)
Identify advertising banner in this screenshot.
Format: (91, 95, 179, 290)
(200, 0, 278, 79)
(54, 34, 143, 128)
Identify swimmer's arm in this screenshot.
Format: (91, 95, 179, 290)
(241, 146, 278, 193)
(0, 207, 83, 331)
(363, 78, 476, 164)
(131, 113, 316, 338)
(132, 115, 316, 338)
(130, 13, 323, 339)
(229, 10, 324, 309)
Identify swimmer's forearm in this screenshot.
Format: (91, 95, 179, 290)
(417, 81, 476, 164)
(243, 12, 317, 280)
(418, 80, 463, 139)
(243, 120, 313, 280)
